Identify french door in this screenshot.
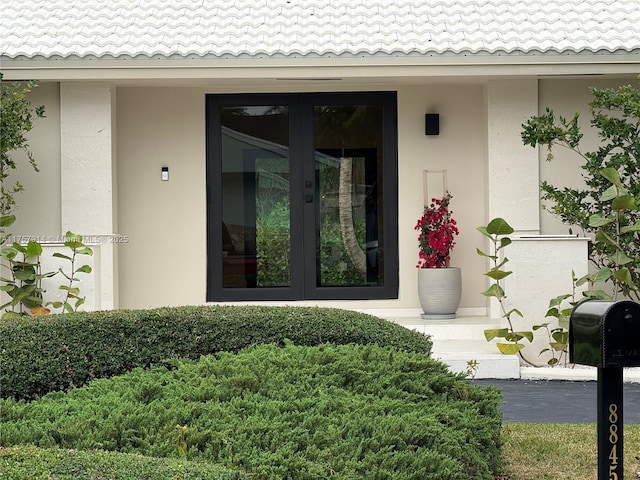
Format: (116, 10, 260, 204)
(206, 92, 398, 301)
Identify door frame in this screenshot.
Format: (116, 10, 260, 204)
(206, 91, 398, 301)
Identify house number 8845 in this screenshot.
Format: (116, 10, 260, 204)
(608, 403, 619, 480)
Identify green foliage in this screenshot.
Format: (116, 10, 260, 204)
(0, 74, 45, 242)
(256, 199, 290, 287)
(47, 232, 93, 314)
(0, 305, 432, 400)
(1, 232, 92, 318)
(175, 424, 189, 458)
(534, 291, 575, 367)
(464, 359, 479, 379)
(521, 83, 640, 300)
(319, 220, 366, 286)
(254, 182, 367, 287)
(0, 240, 55, 316)
(0, 343, 502, 480)
(478, 221, 584, 366)
(0, 446, 246, 480)
(476, 218, 531, 360)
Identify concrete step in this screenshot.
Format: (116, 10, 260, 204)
(387, 315, 521, 379)
(398, 316, 503, 341)
(431, 339, 521, 379)
(431, 338, 501, 355)
(378, 313, 640, 382)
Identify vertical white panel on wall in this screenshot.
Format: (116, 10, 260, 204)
(423, 170, 448, 205)
(60, 82, 117, 309)
(487, 79, 540, 234)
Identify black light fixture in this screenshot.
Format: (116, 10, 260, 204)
(425, 113, 440, 136)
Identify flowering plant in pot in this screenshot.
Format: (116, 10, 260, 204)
(415, 191, 459, 268)
(414, 191, 461, 318)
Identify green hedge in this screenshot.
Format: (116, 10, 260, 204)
(1, 343, 502, 479)
(0, 306, 432, 400)
(0, 446, 247, 480)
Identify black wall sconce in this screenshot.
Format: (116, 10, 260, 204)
(425, 113, 440, 136)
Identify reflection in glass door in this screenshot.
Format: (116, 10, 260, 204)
(219, 105, 291, 289)
(207, 92, 397, 301)
(313, 104, 384, 289)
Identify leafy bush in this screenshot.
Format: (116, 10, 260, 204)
(521, 83, 640, 300)
(319, 220, 367, 286)
(0, 446, 247, 480)
(256, 199, 291, 287)
(0, 305, 431, 400)
(0, 343, 502, 480)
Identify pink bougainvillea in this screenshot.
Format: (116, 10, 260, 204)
(415, 192, 459, 268)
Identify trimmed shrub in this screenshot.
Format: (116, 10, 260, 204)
(0, 446, 247, 479)
(0, 343, 502, 479)
(0, 306, 431, 400)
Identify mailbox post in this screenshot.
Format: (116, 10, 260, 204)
(569, 299, 640, 480)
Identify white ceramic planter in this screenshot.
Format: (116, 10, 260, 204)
(418, 267, 462, 319)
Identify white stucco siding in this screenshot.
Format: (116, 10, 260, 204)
(8, 77, 615, 313)
(398, 84, 487, 313)
(60, 83, 117, 235)
(5, 82, 61, 236)
(503, 236, 589, 363)
(114, 84, 488, 311)
(3, 82, 117, 310)
(487, 79, 540, 234)
(60, 82, 118, 309)
(116, 87, 207, 309)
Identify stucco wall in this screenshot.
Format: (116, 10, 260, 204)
(397, 84, 487, 312)
(7, 82, 61, 236)
(538, 76, 639, 234)
(115, 84, 488, 310)
(117, 87, 207, 308)
(17, 78, 628, 312)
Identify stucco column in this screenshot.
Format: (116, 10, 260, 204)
(60, 82, 117, 309)
(487, 79, 540, 234)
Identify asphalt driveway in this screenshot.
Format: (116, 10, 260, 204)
(474, 379, 640, 424)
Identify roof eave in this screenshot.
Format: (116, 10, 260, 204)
(1, 53, 638, 84)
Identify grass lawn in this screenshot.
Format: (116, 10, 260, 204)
(501, 423, 640, 480)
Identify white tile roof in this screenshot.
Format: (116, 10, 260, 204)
(2, 0, 640, 60)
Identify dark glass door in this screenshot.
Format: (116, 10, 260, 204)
(207, 92, 397, 301)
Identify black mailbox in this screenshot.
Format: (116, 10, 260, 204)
(569, 299, 640, 368)
(569, 299, 640, 479)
